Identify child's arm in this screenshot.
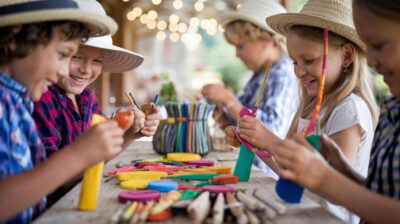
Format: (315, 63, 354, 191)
(276, 136, 400, 223)
(320, 134, 365, 183)
(0, 121, 124, 220)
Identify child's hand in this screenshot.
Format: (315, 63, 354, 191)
(276, 134, 330, 191)
(75, 120, 124, 165)
(237, 116, 274, 150)
(224, 126, 240, 147)
(140, 105, 160, 137)
(121, 106, 145, 137)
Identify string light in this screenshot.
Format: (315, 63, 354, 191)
(169, 14, 179, 24)
(139, 14, 148, 24)
(157, 20, 167, 30)
(132, 7, 142, 17)
(156, 31, 166, 40)
(152, 0, 162, 5)
(147, 20, 157, 29)
(168, 23, 179, 32)
(189, 17, 200, 27)
(194, 1, 204, 11)
(178, 23, 187, 33)
(170, 32, 180, 42)
(173, 0, 183, 10)
(147, 10, 158, 20)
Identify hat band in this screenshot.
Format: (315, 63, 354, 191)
(0, 0, 78, 16)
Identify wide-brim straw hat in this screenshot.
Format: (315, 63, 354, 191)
(0, 0, 118, 36)
(219, 0, 286, 35)
(83, 35, 144, 73)
(266, 0, 365, 51)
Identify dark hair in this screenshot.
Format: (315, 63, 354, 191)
(353, 0, 400, 21)
(0, 21, 90, 66)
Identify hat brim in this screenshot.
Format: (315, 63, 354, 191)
(267, 13, 365, 51)
(220, 11, 277, 35)
(84, 43, 144, 73)
(0, 9, 117, 36)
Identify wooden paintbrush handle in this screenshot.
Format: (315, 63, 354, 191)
(212, 193, 225, 224)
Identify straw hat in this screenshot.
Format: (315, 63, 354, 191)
(266, 0, 365, 51)
(83, 35, 144, 73)
(0, 0, 118, 36)
(219, 0, 286, 35)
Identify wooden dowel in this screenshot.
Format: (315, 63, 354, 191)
(212, 193, 225, 224)
(187, 191, 211, 224)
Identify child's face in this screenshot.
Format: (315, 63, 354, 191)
(287, 31, 344, 96)
(231, 38, 272, 72)
(354, 7, 400, 97)
(57, 45, 104, 95)
(9, 28, 79, 101)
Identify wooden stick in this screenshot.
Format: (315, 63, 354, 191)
(187, 191, 211, 224)
(138, 201, 155, 222)
(110, 202, 130, 223)
(212, 193, 225, 224)
(246, 209, 260, 224)
(237, 191, 258, 211)
(225, 192, 248, 224)
(253, 189, 286, 214)
(254, 198, 277, 219)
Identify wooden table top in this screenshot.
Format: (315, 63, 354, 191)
(34, 141, 344, 224)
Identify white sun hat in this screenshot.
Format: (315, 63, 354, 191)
(266, 0, 366, 51)
(219, 0, 287, 35)
(83, 35, 144, 73)
(0, 0, 118, 36)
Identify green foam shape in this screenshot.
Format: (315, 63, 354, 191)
(233, 144, 255, 182)
(306, 134, 320, 151)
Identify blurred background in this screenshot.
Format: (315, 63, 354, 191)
(92, 0, 390, 114)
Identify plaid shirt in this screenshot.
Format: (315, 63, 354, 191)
(236, 56, 299, 176)
(364, 97, 400, 200)
(33, 85, 102, 157)
(0, 72, 46, 224)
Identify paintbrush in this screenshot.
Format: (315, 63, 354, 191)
(129, 92, 141, 109)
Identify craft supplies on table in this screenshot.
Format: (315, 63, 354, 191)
(147, 180, 179, 192)
(118, 190, 161, 203)
(153, 102, 215, 155)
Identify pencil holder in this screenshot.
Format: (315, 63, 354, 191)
(153, 102, 215, 155)
(275, 134, 321, 203)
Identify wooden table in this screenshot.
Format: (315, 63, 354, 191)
(34, 141, 344, 224)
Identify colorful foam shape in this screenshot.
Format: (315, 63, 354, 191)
(118, 190, 161, 203)
(147, 180, 179, 193)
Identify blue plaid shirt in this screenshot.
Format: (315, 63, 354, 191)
(234, 56, 299, 176)
(365, 97, 400, 198)
(0, 72, 46, 224)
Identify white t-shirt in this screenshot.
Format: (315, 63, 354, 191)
(297, 93, 374, 224)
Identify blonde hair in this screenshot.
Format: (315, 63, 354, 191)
(287, 25, 379, 137)
(224, 20, 286, 54)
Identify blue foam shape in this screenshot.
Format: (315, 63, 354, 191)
(147, 180, 179, 193)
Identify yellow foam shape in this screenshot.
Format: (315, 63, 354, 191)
(166, 153, 201, 162)
(206, 166, 232, 174)
(120, 179, 152, 190)
(116, 171, 168, 181)
(78, 114, 107, 211)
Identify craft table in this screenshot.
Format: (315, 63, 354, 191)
(34, 140, 344, 224)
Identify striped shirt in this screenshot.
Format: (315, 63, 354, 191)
(365, 96, 400, 198)
(33, 85, 102, 157)
(236, 56, 299, 176)
(0, 72, 46, 224)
